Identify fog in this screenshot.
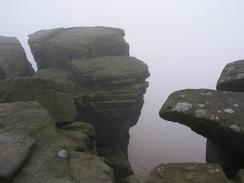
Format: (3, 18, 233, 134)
(1, 0, 244, 178)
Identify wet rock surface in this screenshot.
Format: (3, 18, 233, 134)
(145, 163, 229, 183)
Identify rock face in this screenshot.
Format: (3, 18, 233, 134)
(217, 60, 244, 92)
(0, 133, 35, 182)
(145, 163, 229, 183)
(28, 27, 129, 69)
(0, 101, 113, 183)
(206, 139, 244, 178)
(160, 89, 244, 155)
(0, 36, 34, 78)
(0, 77, 76, 124)
(28, 27, 150, 181)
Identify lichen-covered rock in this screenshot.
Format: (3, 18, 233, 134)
(0, 36, 34, 78)
(58, 121, 96, 152)
(12, 142, 73, 183)
(217, 60, 244, 92)
(206, 139, 244, 178)
(71, 56, 149, 178)
(34, 68, 73, 89)
(145, 163, 229, 183)
(0, 101, 93, 153)
(0, 77, 76, 124)
(0, 133, 35, 182)
(28, 27, 129, 69)
(159, 89, 244, 155)
(11, 141, 114, 183)
(69, 151, 115, 183)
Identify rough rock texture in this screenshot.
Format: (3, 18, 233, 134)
(13, 142, 114, 183)
(206, 139, 244, 178)
(69, 151, 115, 183)
(29, 27, 150, 181)
(28, 27, 129, 69)
(34, 68, 73, 89)
(217, 60, 244, 92)
(0, 133, 35, 182)
(160, 89, 244, 155)
(0, 77, 76, 124)
(70, 56, 149, 179)
(145, 163, 229, 183)
(0, 36, 34, 78)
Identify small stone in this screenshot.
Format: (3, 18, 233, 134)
(234, 104, 239, 107)
(58, 149, 68, 158)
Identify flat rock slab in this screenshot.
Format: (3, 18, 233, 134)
(145, 163, 229, 183)
(28, 27, 129, 69)
(217, 60, 244, 92)
(0, 133, 35, 182)
(0, 36, 34, 78)
(160, 89, 244, 155)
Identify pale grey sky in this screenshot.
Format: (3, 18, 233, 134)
(1, 0, 244, 175)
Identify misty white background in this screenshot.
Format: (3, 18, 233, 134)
(1, 0, 244, 177)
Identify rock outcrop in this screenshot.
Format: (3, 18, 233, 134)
(217, 60, 244, 92)
(0, 27, 149, 183)
(0, 36, 34, 78)
(28, 27, 129, 69)
(28, 27, 149, 182)
(158, 59, 244, 181)
(145, 163, 229, 183)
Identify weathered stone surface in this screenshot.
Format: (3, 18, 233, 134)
(206, 139, 244, 178)
(34, 68, 73, 89)
(145, 163, 229, 183)
(28, 27, 129, 69)
(0, 101, 91, 153)
(71, 56, 149, 178)
(58, 121, 96, 152)
(160, 89, 244, 155)
(0, 77, 76, 124)
(217, 60, 244, 92)
(0, 133, 35, 182)
(0, 36, 34, 78)
(69, 151, 114, 183)
(12, 142, 73, 183)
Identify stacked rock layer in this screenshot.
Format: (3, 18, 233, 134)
(0, 27, 149, 183)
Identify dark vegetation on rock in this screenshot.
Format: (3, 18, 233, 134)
(0, 27, 149, 183)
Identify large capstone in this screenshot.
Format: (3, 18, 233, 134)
(159, 89, 244, 155)
(145, 163, 229, 183)
(28, 27, 129, 69)
(0, 36, 34, 79)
